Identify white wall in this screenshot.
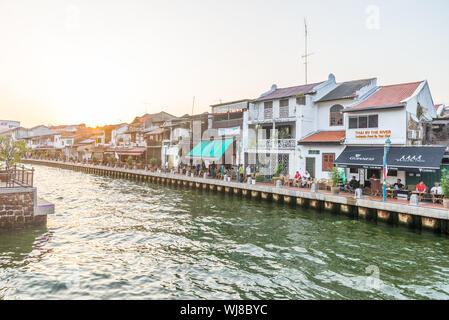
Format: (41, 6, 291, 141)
(344, 108, 407, 145)
(298, 145, 345, 180)
(314, 98, 353, 132)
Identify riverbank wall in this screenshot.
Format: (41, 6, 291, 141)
(0, 187, 47, 230)
(24, 159, 449, 236)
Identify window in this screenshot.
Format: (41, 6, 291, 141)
(280, 99, 289, 107)
(348, 115, 379, 129)
(296, 95, 306, 105)
(279, 99, 289, 118)
(264, 101, 273, 109)
(349, 117, 358, 129)
(322, 153, 335, 172)
(368, 115, 378, 128)
(387, 170, 397, 177)
(358, 116, 368, 128)
(330, 104, 344, 126)
(308, 150, 320, 155)
(350, 168, 359, 174)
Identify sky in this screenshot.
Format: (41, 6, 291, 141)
(0, 0, 448, 127)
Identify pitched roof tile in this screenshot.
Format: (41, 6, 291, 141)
(255, 82, 323, 102)
(345, 81, 423, 111)
(298, 131, 345, 144)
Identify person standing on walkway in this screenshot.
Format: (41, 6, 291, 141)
(245, 165, 251, 183)
(238, 164, 244, 182)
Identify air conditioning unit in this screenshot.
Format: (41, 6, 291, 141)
(408, 130, 422, 140)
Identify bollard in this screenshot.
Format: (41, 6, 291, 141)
(410, 194, 419, 206)
(311, 183, 317, 193)
(248, 177, 252, 184)
(203, 173, 207, 179)
(354, 188, 363, 199)
(276, 180, 282, 188)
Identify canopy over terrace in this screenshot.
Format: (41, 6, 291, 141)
(335, 146, 446, 173)
(105, 147, 147, 157)
(185, 139, 234, 164)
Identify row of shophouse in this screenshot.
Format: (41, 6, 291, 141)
(183, 73, 449, 189)
(1, 72, 448, 187)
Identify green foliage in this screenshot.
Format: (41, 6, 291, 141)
(255, 175, 265, 182)
(440, 169, 449, 198)
(0, 137, 27, 168)
(126, 156, 133, 166)
(92, 156, 98, 165)
(149, 158, 157, 168)
(329, 167, 340, 186)
(275, 160, 285, 177)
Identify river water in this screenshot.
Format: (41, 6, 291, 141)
(1, 165, 449, 299)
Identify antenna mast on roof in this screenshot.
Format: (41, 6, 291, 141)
(301, 18, 314, 84)
(192, 96, 195, 116)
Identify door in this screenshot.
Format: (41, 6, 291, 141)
(306, 157, 315, 178)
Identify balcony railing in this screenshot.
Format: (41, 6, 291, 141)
(249, 138, 297, 151)
(0, 165, 34, 188)
(213, 118, 243, 129)
(248, 109, 295, 122)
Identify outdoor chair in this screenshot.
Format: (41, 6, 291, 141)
(317, 178, 327, 190)
(370, 179, 381, 197)
(282, 175, 292, 186)
(431, 193, 443, 204)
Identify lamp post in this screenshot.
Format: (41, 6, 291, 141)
(383, 138, 391, 202)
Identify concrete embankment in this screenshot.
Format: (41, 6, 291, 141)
(0, 187, 51, 230)
(24, 159, 449, 236)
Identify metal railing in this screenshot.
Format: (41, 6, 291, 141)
(0, 165, 34, 188)
(248, 138, 297, 151)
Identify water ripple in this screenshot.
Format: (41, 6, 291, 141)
(1, 165, 449, 299)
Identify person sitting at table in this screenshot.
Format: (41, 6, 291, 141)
(430, 182, 443, 204)
(293, 171, 301, 187)
(393, 179, 404, 190)
(349, 176, 360, 191)
(415, 181, 427, 200)
(431, 182, 443, 195)
(300, 171, 311, 187)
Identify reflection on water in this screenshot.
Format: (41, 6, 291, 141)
(1, 165, 449, 299)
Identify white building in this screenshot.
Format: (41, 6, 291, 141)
(111, 124, 130, 147)
(335, 80, 442, 187)
(244, 74, 338, 176)
(297, 78, 378, 180)
(0, 120, 20, 130)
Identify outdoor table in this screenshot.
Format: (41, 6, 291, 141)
(412, 191, 426, 201)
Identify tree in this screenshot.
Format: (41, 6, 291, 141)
(0, 137, 28, 169)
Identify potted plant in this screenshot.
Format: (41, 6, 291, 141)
(149, 158, 157, 171)
(441, 169, 449, 209)
(126, 156, 133, 168)
(330, 167, 340, 195)
(255, 174, 265, 183)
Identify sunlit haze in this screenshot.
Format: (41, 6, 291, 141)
(1, 0, 448, 127)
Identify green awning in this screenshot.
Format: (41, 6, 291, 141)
(188, 139, 234, 160)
